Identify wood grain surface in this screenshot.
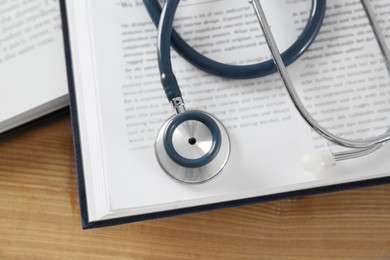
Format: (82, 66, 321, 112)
(0, 115, 390, 259)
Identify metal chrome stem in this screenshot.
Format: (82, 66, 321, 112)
(171, 97, 186, 114)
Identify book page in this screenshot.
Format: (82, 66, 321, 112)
(67, 0, 390, 220)
(0, 0, 68, 132)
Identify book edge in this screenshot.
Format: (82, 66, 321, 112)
(84, 175, 390, 229)
(60, 0, 90, 229)
(0, 106, 70, 141)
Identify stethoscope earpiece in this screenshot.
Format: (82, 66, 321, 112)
(155, 110, 230, 183)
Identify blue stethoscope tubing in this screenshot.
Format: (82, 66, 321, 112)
(144, 0, 325, 98)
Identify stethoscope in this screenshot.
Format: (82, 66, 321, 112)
(144, 0, 390, 183)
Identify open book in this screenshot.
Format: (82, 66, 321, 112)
(0, 0, 68, 136)
(61, 0, 390, 228)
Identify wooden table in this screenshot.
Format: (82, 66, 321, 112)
(1, 115, 390, 259)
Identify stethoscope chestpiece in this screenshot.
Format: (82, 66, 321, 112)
(155, 110, 230, 183)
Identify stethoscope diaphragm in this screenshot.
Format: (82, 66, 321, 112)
(155, 110, 230, 183)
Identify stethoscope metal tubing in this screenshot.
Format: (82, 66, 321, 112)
(361, 0, 390, 75)
(334, 144, 386, 162)
(250, 0, 390, 150)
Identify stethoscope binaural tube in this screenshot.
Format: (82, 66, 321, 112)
(249, 0, 390, 172)
(144, 0, 325, 79)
